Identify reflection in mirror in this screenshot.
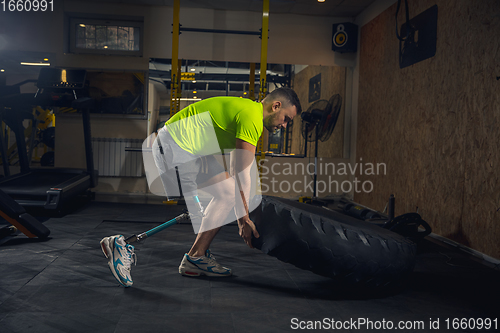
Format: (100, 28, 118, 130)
(149, 58, 290, 103)
(0, 51, 55, 94)
(148, 59, 345, 159)
(86, 71, 145, 115)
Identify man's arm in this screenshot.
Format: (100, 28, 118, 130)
(233, 138, 260, 248)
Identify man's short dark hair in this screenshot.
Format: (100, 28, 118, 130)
(267, 87, 302, 115)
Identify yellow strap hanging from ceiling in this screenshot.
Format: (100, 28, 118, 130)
(170, 0, 181, 117)
(256, 0, 269, 177)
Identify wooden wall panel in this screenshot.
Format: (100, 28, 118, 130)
(461, 1, 500, 259)
(356, 0, 500, 259)
(291, 65, 346, 158)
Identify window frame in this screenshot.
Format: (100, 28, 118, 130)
(68, 17, 144, 57)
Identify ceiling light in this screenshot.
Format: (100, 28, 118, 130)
(20, 62, 51, 66)
(43, 58, 49, 61)
(179, 97, 200, 101)
(79, 24, 86, 27)
(190, 68, 195, 71)
(104, 46, 108, 49)
(0, 69, 4, 72)
(318, 0, 325, 2)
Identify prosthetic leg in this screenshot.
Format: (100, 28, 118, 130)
(122, 194, 205, 244)
(99, 194, 205, 287)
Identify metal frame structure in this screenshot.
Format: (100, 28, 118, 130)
(169, 0, 270, 155)
(170, 0, 181, 116)
(256, 0, 269, 156)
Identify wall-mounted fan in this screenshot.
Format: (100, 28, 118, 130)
(300, 93, 342, 197)
(301, 94, 342, 145)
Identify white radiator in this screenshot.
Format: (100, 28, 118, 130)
(91, 138, 143, 177)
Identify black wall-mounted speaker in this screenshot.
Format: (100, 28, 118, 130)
(332, 22, 358, 53)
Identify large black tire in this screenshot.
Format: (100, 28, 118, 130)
(250, 196, 416, 290)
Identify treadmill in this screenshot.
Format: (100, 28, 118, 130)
(0, 68, 97, 210)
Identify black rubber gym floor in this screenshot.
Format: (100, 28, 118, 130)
(1, 201, 499, 333)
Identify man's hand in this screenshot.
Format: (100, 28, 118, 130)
(238, 215, 260, 248)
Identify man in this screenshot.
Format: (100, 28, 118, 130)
(100, 87, 301, 287)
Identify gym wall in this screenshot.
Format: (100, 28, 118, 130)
(146, 7, 350, 66)
(254, 64, 349, 200)
(355, 0, 500, 259)
(1, 0, 352, 196)
(291, 65, 346, 159)
(0, 1, 352, 69)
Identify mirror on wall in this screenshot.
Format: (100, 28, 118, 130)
(86, 70, 145, 115)
(0, 52, 146, 116)
(148, 58, 290, 108)
(148, 58, 346, 158)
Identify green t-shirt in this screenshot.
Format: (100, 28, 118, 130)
(165, 97, 263, 156)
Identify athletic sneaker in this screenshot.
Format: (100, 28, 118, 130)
(100, 234, 121, 259)
(100, 235, 136, 287)
(179, 249, 232, 277)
